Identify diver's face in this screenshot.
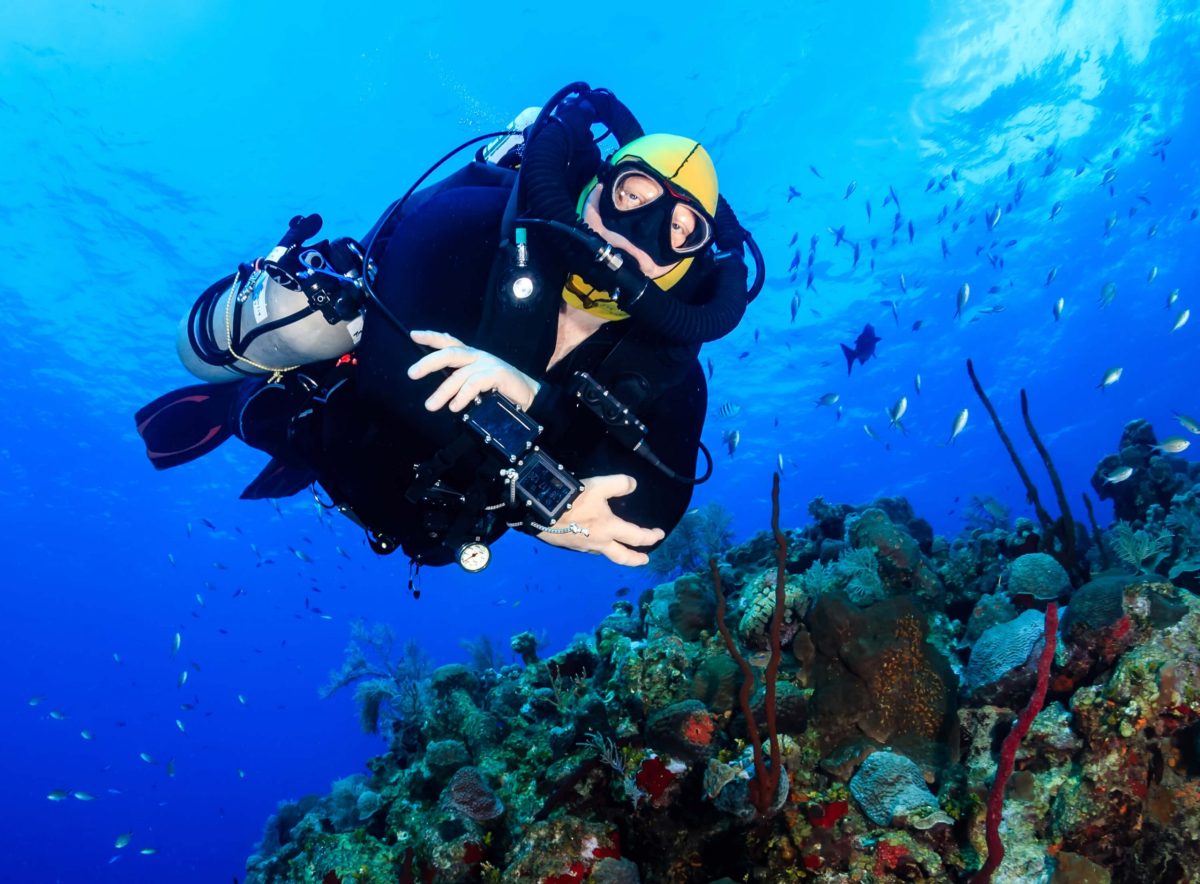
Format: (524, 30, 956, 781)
(582, 184, 680, 278)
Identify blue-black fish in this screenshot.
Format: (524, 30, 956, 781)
(809, 165, 823, 179)
(787, 185, 802, 202)
(840, 324, 882, 375)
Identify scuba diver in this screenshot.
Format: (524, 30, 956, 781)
(135, 83, 763, 574)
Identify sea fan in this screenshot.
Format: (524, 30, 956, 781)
(1108, 521, 1173, 575)
(836, 546, 886, 604)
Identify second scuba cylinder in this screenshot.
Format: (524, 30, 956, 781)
(178, 245, 364, 383)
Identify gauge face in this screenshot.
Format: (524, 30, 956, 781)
(457, 542, 491, 573)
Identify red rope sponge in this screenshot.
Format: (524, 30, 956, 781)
(972, 602, 1058, 884)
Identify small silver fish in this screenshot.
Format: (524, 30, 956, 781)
(863, 424, 879, 441)
(1103, 466, 1134, 484)
(1172, 309, 1190, 333)
(80, 730, 93, 741)
(140, 848, 157, 856)
(139, 752, 155, 764)
(47, 790, 70, 802)
(1053, 297, 1064, 321)
(172, 632, 181, 657)
(1045, 267, 1057, 286)
(178, 671, 188, 689)
(815, 392, 840, 407)
(1049, 201, 1063, 219)
(1099, 281, 1117, 308)
(914, 373, 922, 395)
(888, 396, 908, 430)
(1147, 266, 1159, 284)
(73, 791, 95, 801)
(722, 429, 740, 456)
(1153, 436, 1191, 454)
(115, 832, 133, 849)
(49, 710, 67, 721)
(1167, 288, 1180, 309)
(175, 719, 186, 733)
(1096, 367, 1123, 389)
(1104, 213, 1117, 236)
(955, 283, 969, 319)
(777, 453, 785, 474)
(948, 409, 968, 444)
(1175, 412, 1200, 435)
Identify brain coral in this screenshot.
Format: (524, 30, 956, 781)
(965, 608, 1047, 692)
(1007, 552, 1070, 600)
(848, 750, 947, 828)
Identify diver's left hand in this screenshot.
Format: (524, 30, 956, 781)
(407, 330, 541, 412)
(536, 474, 666, 567)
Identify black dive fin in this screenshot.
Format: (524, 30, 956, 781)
(134, 383, 239, 470)
(240, 458, 317, 500)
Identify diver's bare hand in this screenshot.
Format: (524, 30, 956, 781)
(407, 330, 541, 412)
(537, 474, 665, 567)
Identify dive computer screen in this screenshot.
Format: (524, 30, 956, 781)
(516, 451, 581, 523)
(464, 393, 540, 461)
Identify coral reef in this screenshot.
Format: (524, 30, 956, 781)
(242, 419, 1200, 884)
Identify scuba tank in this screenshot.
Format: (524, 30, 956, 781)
(178, 217, 366, 383)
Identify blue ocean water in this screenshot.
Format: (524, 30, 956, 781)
(1, 0, 1196, 880)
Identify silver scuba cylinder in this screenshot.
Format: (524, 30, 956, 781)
(480, 107, 541, 166)
(177, 244, 364, 383)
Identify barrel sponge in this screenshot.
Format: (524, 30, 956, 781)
(848, 750, 941, 827)
(1007, 553, 1070, 600)
(965, 608, 1046, 691)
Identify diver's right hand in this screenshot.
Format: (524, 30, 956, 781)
(536, 474, 665, 567)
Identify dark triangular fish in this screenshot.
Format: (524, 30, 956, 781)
(840, 324, 882, 375)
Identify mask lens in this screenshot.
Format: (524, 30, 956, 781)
(668, 202, 711, 254)
(610, 170, 665, 212)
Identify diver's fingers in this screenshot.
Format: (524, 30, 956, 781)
(410, 329, 465, 350)
(601, 541, 650, 568)
(581, 474, 637, 501)
(446, 367, 505, 413)
(407, 346, 479, 381)
(424, 365, 476, 412)
(608, 518, 665, 550)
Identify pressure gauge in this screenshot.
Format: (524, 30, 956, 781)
(457, 542, 491, 573)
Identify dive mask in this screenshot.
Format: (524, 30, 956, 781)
(596, 159, 714, 267)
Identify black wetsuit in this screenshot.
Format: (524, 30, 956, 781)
(236, 166, 711, 565)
